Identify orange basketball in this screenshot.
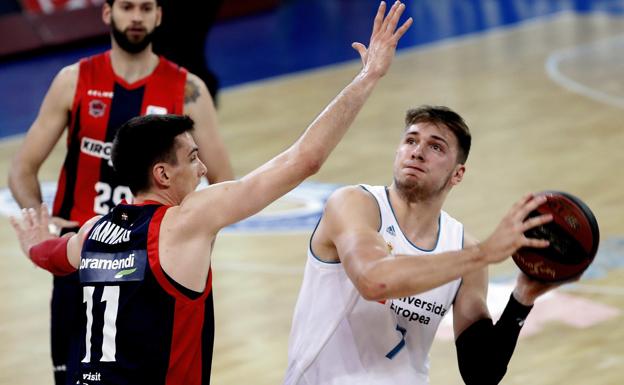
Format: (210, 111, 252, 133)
(512, 191, 600, 282)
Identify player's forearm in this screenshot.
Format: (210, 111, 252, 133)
(455, 293, 532, 384)
(8, 166, 43, 209)
(28, 236, 77, 275)
(357, 246, 488, 300)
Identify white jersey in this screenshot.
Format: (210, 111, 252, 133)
(284, 185, 464, 385)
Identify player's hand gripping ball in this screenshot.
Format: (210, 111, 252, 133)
(513, 191, 600, 282)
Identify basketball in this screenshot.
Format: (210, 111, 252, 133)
(512, 191, 600, 282)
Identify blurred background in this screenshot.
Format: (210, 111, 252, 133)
(1, 1, 623, 384)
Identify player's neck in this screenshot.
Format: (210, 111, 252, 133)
(387, 184, 445, 246)
(133, 190, 178, 207)
(109, 45, 159, 84)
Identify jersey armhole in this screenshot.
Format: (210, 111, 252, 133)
(147, 206, 211, 302)
(358, 184, 382, 232)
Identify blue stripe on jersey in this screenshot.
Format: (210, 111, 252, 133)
(201, 292, 215, 384)
(99, 84, 145, 187)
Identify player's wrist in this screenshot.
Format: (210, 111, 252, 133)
(355, 68, 383, 84)
(511, 287, 537, 306)
(471, 242, 493, 265)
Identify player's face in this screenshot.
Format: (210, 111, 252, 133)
(105, 0, 161, 54)
(169, 133, 207, 203)
(393, 122, 465, 201)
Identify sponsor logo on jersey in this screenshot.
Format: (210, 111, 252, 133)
(82, 371, 102, 382)
(146, 105, 168, 115)
(81, 137, 113, 166)
(386, 225, 396, 236)
(389, 296, 449, 325)
(87, 89, 114, 99)
(80, 250, 146, 283)
(88, 220, 131, 245)
(88, 99, 107, 118)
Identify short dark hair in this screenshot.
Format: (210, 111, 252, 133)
(404, 105, 471, 164)
(111, 114, 195, 194)
(106, 0, 162, 6)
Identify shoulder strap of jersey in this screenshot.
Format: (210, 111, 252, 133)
(156, 56, 187, 114)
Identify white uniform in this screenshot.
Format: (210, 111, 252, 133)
(284, 185, 464, 385)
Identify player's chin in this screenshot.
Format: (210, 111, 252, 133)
(127, 36, 146, 44)
(400, 173, 425, 184)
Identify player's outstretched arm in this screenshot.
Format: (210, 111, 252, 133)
(181, 1, 413, 233)
(329, 192, 552, 301)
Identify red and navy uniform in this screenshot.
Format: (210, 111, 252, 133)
(78, 202, 214, 385)
(54, 50, 187, 222)
(50, 51, 187, 385)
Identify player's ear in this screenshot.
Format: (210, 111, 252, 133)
(450, 164, 465, 186)
(152, 163, 171, 188)
(155, 5, 162, 27)
(102, 2, 112, 26)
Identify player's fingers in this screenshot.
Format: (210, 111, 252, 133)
(21, 208, 32, 228)
(372, 1, 386, 35)
(385, 2, 404, 33)
(515, 194, 546, 221)
(381, 1, 400, 33)
(40, 203, 51, 228)
(523, 237, 550, 249)
(522, 213, 552, 231)
(393, 17, 413, 40)
(352, 42, 368, 65)
(28, 207, 39, 228)
(510, 192, 534, 212)
(9, 216, 23, 234)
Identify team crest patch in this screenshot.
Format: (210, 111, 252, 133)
(88, 99, 106, 118)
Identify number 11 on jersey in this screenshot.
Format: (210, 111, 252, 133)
(82, 286, 120, 363)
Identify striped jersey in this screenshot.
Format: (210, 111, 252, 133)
(284, 185, 464, 385)
(53, 51, 187, 225)
(78, 202, 214, 385)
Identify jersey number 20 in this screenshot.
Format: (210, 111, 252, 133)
(94, 182, 132, 215)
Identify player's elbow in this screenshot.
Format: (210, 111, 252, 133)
(292, 150, 322, 178)
(7, 163, 31, 193)
(291, 139, 328, 175)
(356, 270, 389, 301)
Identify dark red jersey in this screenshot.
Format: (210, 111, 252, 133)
(53, 51, 187, 225)
(79, 202, 214, 385)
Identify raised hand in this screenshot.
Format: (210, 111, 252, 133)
(479, 193, 553, 264)
(9, 203, 58, 258)
(352, 1, 413, 78)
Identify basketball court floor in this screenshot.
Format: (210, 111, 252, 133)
(0, 1, 623, 384)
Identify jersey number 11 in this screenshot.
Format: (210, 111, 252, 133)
(82, 286, 120, 363)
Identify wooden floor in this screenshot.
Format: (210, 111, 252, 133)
(1, 12, 623, 384)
